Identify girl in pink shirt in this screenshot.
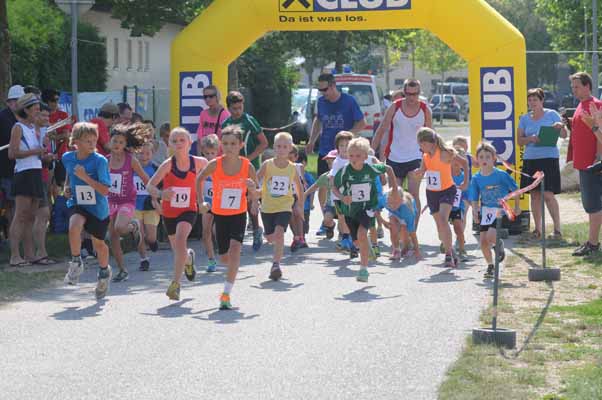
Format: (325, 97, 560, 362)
(192, 85, 230, 156)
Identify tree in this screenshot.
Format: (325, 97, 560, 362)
(412, 31, 466, 82)
(0, 0, 10, 104)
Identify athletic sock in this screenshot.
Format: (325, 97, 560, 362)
(71, 255, 82, 263)
(223, 281, 234, 295)
(342, 233, 350, 240)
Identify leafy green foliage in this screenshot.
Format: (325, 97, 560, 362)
(412, 31, 465, 78)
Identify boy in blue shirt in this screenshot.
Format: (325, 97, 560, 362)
(62, 122, 112, 299)
(468, 142, 521, 278)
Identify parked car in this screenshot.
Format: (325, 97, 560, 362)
(430, 94, 462, 121)
(543, 90, 559, 110)
(290, 88, 317, 144)
(334, 73, 383, 138)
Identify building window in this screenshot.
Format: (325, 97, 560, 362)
(113, 38, 119, 69)
(394, 79, 404, 86)
(137, 41, 143, 71)
(127, 39, 132, 70)
(144, 41, 150, 71)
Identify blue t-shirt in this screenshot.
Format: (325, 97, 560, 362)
(468, 168, 518, 208)
(387, 197, 418, 234)
(317, 93, 364, 155)
(518, 109, 562, 159)
(135, 163, 156, 210)
(303, 172, 315, 211)
(452, 171, 465, 212)
(62, 151, 111, 220)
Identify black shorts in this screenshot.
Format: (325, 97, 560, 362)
(214, 212, 246, 255)
(386, 159, 421, 183)
(53, 159, 66, 186)
(426, 185, 457, 214)
(345, 210, 375, 242)
(479, 219, 498, 232)
(520, 158, 561, 194)
(163, 211, 198, 236)
(72, 206, 110, 241)
(12, 169, 44, 199)
(449, 209, 463, 222)
(261, 211, 291, 236)
(318, 155, 330, 176)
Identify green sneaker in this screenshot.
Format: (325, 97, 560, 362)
(368, 245, 377, 261)
(166, 281, 181, 301)
(184, 248, 196, 281)
(356, 269, 369, 282)
(372, 245, 381, 257)
(219, 293, 232, 310)
(207, 258, 217, 273)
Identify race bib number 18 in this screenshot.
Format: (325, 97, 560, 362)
(134, 176, 148, 196)
(453, 188, 462, 208)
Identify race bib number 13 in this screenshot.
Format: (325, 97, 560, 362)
(75, 185, 96, 205)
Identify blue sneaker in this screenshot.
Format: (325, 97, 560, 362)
(342, 237, 353, 252)
(252, 227, 263, 251)
(207, 258, 217, 273)
(316, 225, 326, 236)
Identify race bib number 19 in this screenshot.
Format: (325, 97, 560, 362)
(170, 187, 191, 208)
(75, 185, 96, 205)
(221, 188, 242, 210)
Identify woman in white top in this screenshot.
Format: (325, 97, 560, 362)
(7, 94, 49, 266)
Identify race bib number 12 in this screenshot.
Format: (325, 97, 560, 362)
(426, 171, 441, 191)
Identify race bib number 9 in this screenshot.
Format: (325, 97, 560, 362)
(270, 176, 290, 196)
(203, 180, 213, 199)
(170, 187, 191, 208)
(134, 176, 148, 196)
(426, 171, 441, 191)
(453, 188, 463, 208)
(351, 183, 371, 202)
(75, 185, 96, 205)
(109, 173, 122, 195)
(481, 206, 499, 226)
(221, 188, 242, 210)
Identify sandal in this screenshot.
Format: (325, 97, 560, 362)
(9, 260, 32, 267)
(33, 257, 58, 265)
(548, 231, 562, 240)
(529, 230, 541, 240)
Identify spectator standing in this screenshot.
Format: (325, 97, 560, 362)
(192, 85, 230, 153)
(118, 102, 133, 124)
(42, 89, 73, 191)
(89, 103, 119, 156)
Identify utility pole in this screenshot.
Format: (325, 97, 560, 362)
(593, 0, 599, 97)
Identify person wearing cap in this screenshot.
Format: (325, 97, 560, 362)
(7, 94, 47, 266)
(89, 103, 118, 156)
(0, 85, 25, 225)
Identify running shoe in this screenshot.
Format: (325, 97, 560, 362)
(219, 293, 232, 310)
(316, 225, 326, 236)
(290, 239, 302, 253)
(299, 239, 309, 249)
(400, 247, 410, 258)
(350, 245, 359, 259)
(64, 257, 84, 285)
(356, 269, 369, 282)
(112, 270, 129, 282)
(368, 245, 377, 261)
(341, 237, 353, 253)
(207, 258, 217, 273)
(325, 225, 335, 240)
(444, 254, 456, 268)
(372, 245, 381, 258)
(95, 265, 112, 299)
(252, 227, 263, 251)
(131, 219, 143, 248)
(184, 248, 196, 281)
(496, 240, 505, 263)
(484, 264, 494, 278)
(139, 258, 150, 271)
(269, 263, 282, 281)
(166, 281, 180, 301)
(458, 250, 469, 262)
(389, 249, 401, 261)
(149, 241, 159, 252)
(572, 242, 600, 257)
(377, 226, 384, 239)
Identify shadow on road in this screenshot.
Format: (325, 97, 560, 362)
(251, 279, 304, 292)
(193, 308, 260, 325)
(140, 298, 197, 319)
(334, 286, 402, 303)
(418, 270, 474, 284)
(51, 298, 107, 320)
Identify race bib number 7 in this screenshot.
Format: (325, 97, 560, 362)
(75, 185, 96, 205)
(481, 206, 500, 226)
(170, 187, 191, 208)
(221, 188, 242, 210)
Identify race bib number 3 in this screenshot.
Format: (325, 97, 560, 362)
(221, 188, 242, 210)
(481, 206, 500, 226)
(351, 183, 371, 202)
(134, 176, 148, 196)
(109, 173, 123, 195)
(270, 176, 290, 196)
(426, 171, 441, 191)
(75, 185, 96, 205)
(453, 188, 463, 208)
(170, 187, 191, 208)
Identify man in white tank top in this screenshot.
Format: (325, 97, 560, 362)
(372, 79, 432, 224)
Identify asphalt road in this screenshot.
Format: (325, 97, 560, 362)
(0, 186, 493, 400)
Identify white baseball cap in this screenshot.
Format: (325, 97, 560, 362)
(7, 85, 25, 101)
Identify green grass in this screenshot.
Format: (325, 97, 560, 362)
(0, 233, 70, 266)
(307, 153, 318, 177)
(562, 363, 602, 399)
(551, 299, 602, 327)
(0, 270, 64, 303)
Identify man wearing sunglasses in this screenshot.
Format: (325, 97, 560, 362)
(306, 73, 366, 176)
(372, 79, 432, 225)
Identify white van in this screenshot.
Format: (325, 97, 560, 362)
(333, 73, 383, 138)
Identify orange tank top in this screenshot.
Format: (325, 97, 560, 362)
(162, 156, 198, 218)
(211, 156, 250, 216)
(423, 148, 454, 192)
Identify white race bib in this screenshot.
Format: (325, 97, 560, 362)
(351, 183, 371, 202)
(75, 185, 96, 205)
(109, 173, 122, 194)
(170, 187, 191, 208)
(203, 180, 213, 199)
(270, 175, 290, 196)
(453, 188, 463, 208)
(426, 171, 441, 191)
(221, 188, 242, 210)
(134, 176, 148, 196)
(481, 206, 500, 226)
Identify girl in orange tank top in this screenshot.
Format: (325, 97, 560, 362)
(416, 128, 469, 269)
(196, 125, 260, 311)
(146, 127, 208, 301)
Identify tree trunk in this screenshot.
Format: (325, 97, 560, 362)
(0, 0, 11, 104)
(334, 31, 348, 73)
(227, 60, 238, 91)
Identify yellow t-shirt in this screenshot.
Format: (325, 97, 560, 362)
(261, 159, 296, 213)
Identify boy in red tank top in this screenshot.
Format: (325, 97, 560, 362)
(196, 126, 260, 310)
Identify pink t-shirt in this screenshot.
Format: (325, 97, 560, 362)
(196, 108, 230, 139)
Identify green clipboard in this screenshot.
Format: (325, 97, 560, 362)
(536, 126, 560, 147)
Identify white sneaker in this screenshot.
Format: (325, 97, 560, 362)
(95, 265, 112, 300)
(64, 258, 84, 285)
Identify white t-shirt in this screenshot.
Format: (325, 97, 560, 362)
(328, 156, 349, 200)
(388, 101, 428, 163)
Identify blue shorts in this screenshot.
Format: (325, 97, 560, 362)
(387, 200, 418, 233)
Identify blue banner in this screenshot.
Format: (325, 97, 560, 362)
(180, 71, 212, 141)
(59, 91, 123, 122)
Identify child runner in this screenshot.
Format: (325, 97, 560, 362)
(222, 91, 268, 251)
(147, 127, 208, 300)
(468, 142, 520, 278)
(304, 152, 337, 240)
(287, 145, 308, 252)
(367, 148, 386, 258)
(107, 123, 151, 282)
(328, 131, 354, 253)
(196, 125, 260, 310)
(452, 135, 473, 229)
(381, 186, 421, 260)
(134, 141, 160, 271)
(199, 134, 220, 272)
(415, 127, 469, 268)
(333, 138, 400, 282)
(62, 122, 112, 299)
(297, 150, 315, 239)
(257, 132, 304, 280)
(449, 151, 468, 262)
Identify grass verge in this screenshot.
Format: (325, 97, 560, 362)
(0, 270, 65, 303)
(438, 222, 602, 400)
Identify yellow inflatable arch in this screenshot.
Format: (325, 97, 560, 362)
(172, 0, 526, 183)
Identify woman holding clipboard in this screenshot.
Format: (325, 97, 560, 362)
(517, 87, 568, 240)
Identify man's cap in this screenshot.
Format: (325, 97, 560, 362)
(7, 85, 25, 100)
(16, 93, 40, 111)
(322, 149, 338, 160)
(100, 102, 119, 115)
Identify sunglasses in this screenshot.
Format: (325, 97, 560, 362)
(203, 94, 217, 99)
(318, 86, 330, 92)
(404, 91, 419, 97)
